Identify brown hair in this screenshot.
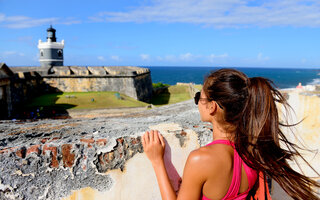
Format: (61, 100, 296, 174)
(203, 68, 320, 200)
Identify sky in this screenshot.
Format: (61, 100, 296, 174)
(0, 0, 320, 68)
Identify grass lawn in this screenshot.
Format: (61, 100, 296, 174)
(151, 85, 192, 106)
(25, 85, 193, 112)
(26, 91, 149, 110)
(194, 84, 203, 91)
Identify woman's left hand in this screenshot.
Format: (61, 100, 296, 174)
(142, 130, 165, 165)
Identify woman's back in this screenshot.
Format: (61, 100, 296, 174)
(200, 140, 257, 200)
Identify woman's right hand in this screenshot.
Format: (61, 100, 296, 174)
(142, 130, 166, 165)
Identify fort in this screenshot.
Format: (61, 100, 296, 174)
(0, 63, 153, 119)
(0, 26, 153, 119)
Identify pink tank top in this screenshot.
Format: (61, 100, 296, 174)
(202, 140, 257, 200)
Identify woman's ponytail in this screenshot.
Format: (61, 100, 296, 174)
(239, 77, 320, 200)
(203, 69, 320, 200)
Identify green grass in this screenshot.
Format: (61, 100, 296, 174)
(26, 85, 193, 112)
(194, 84, 203, 91)
(151, 85, 192, 106)
(152, 82, 170, 89)
(26, 91, 149, 110)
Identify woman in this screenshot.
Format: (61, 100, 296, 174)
(142, 69, 320, 200)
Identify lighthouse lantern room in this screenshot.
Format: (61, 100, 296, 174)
(38, 26, 64, 67)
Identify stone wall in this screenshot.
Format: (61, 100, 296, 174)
(0, 100, 206, 200)
(2, 65, 153, 118)
(10, 66, 153, 103)
(0, 63, 14, 118)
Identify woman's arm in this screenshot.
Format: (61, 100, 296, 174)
(142, 130, 206, 200)
(142, 130, 176, 200)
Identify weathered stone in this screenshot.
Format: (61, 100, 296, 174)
(61, 144, 75, 168)
(80, 138, 95, 148)
(42, 144, 59, 168)
(26, 145, 40, 157)
(69, 66, 89, 76)
(87, 67, 107, 75)
(16, 147, 26, 158)
(94, 136, 143, 173)
(96, 139, 107, 146)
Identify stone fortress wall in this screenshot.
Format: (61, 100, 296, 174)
(0, 89, 319, 200)
(0, 63, 153, 119)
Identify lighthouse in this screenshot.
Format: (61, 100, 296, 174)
(38, 26, 64, 67)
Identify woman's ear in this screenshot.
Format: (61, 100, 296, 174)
(208, 101, 217, 115)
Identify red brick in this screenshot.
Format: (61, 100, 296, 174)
(96, 139, 107, 146)
(80, 138, 95, 148)
(26, 145, 41, 156)
(50, 137, 61, 141)
(40, 138, 48, 144)
(16, 147, 26, 158)
(43, 144, 58, 168)
(62, 144, 75, 168)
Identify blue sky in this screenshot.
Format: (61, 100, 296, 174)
(0, 0, 319, 68)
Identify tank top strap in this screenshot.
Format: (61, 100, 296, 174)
(205, 140, 243, 200)
(223, 149, 242, 199)
(205, 139, 234, 147)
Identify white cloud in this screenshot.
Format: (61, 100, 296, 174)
(156, 56, 163, 61)
(3, 51, 17, 56)
(92, 0, 320, 28)
(1, 51, 25, 58)
(97, 56, 105, 61)
(0, 13, 81, 29)
(179, 53, 194, 61)
(111, 55, 120, 61)
(140, 54, 150, 61)
(155, 55, 176, 62)
(208, 53, 228, 62)
(155, 53, 230, 63)
(164, 55, 177, 62)
(0, 13, 6, 22)
(257, 53, 269, 61)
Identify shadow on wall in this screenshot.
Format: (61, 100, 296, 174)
(9, 72, 75, 120)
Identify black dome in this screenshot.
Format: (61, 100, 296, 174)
(47, 25, 56, 32)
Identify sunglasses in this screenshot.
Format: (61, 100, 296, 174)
(194, 92, 223, 109)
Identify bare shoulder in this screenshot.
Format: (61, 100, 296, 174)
(186, 144, 233, 175)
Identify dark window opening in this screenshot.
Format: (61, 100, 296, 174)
(57, 50, 62, 57)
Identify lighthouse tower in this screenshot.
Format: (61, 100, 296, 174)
(38, 26, 64, 67)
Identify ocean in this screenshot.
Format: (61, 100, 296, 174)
(147, 66, 320, 89)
